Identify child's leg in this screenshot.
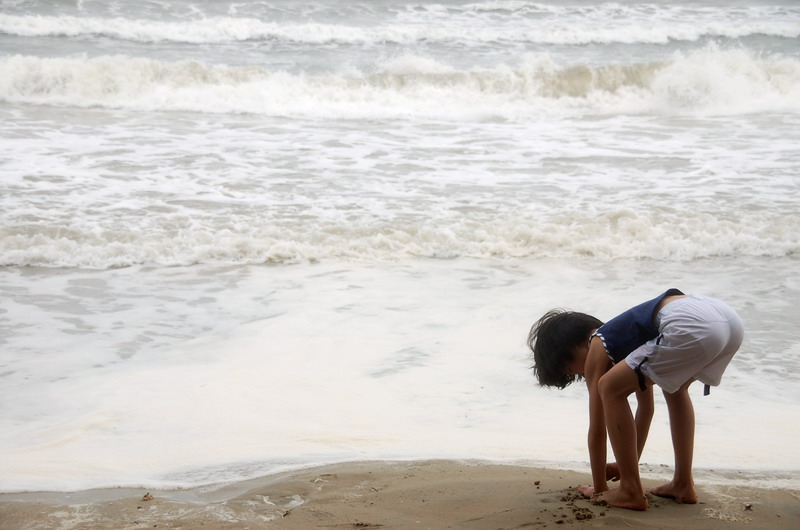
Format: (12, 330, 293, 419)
(597, 362, 649, 510)
(650, 380, 698, 503)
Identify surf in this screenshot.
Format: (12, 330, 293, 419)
(1, 47, 799, 117)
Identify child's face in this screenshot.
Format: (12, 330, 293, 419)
(565, 343, 589, 376)
(565, 354, 584, 376)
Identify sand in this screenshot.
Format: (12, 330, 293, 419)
(1, 460, 798, 529)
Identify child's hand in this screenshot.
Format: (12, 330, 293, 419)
(605, 462, 620, 482)
(577, 484, 595, 499)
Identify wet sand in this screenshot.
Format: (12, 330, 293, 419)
(1, 460, 798, 529)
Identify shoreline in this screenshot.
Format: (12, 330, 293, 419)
(2, 460, 797, 529)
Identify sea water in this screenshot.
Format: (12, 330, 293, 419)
(1, 0, 799, 493)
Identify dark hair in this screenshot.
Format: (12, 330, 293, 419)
(527, 310, 603, 389)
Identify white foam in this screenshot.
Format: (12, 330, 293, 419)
(1, 11, 797, 45)
(1, 210, 798, 268)
(1, 48, 798, 118)
(649, 47, 800, 113)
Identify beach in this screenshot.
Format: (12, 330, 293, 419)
(2, 460, 798, 529)
(1, 0, 799, 524)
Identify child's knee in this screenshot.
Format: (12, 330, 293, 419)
(597, 374, 615, 400)
(598, 370, 636, 400)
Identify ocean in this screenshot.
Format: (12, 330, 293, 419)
(1, 0, 799, 493)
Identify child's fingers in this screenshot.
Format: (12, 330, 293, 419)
(576, 484, 595, 498)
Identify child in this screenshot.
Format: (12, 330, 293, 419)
(527, 289, 743, 510)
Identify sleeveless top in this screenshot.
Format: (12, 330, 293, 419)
(592, 288, 685, 363)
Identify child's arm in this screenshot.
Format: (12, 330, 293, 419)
(583, 337, 611, 496)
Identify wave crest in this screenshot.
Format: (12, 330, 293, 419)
(1, 13, 798, 45)
(2, 210, 797, 269)
(1, 49, 799, 117)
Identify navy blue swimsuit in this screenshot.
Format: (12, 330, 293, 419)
(592, 288, 685, 363)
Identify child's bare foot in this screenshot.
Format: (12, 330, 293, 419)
(649, 481, 697, 504)
(598, 487, 649, 511)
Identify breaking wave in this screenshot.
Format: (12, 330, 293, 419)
(2, 209, 797, 269)
(1, 12, 798, 45)
(1, 48, 799, 118)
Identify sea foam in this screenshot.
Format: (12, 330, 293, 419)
(2, 209, 797, 269)
(1, 12, 798, 45)
(1, 48, 798, 117)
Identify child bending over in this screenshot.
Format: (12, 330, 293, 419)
(528, 289, 743, 510)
